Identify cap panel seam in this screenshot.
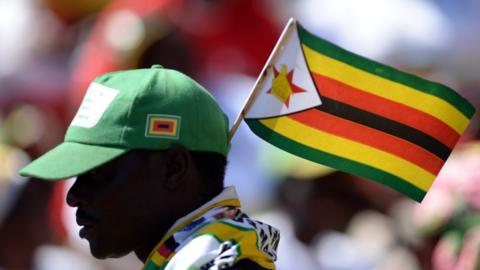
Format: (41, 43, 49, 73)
(120, 72, 151, 144)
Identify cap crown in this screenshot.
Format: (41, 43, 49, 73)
(66, 66, 230, 156)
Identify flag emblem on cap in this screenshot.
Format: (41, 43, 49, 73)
(145, 114, 181, 139)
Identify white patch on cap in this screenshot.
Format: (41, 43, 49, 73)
(70, 82, 119, 128)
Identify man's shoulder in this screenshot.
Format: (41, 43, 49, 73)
(151, 202, 280, 270)
(186, 216, 278, 270)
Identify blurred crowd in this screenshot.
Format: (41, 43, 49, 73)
(0, 0, 479, 269)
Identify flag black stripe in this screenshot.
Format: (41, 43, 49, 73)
(316, 97, 451, 161)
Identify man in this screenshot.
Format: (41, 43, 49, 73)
(20, 65, 279, 270)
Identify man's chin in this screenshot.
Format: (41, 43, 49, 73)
(89, 245, 109, 259)
(89, 244, 131, 259)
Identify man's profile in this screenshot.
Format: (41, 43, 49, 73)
(20, 66, 279, 270)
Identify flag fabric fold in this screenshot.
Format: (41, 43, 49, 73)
(244, 19, 475, 202)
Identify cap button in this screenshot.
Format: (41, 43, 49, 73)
(151, 64, 163, 69)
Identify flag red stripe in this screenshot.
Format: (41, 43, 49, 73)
(152, 120, 174, 132)
(312, 73, 460, 149)
(288, 109, 444, 175)
(157, 244, 173, 258)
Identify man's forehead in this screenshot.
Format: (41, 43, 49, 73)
(83, 150, 156, 175)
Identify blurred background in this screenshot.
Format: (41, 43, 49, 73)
(0, 0, 479, 269)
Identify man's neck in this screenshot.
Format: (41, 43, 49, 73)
(133, 192, 217, 263)
(134, 238, 162, 263)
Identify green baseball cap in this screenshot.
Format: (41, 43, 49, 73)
(20, 65, 230, 180)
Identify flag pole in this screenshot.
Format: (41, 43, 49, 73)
(228, 18, 297, 142)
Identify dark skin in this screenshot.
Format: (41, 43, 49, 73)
(66, 146, 207, 262)
(66, 146, 269, 270)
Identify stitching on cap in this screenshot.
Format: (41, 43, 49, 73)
(120, 72, 152, 144)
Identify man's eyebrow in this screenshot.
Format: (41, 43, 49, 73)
(132, 149, 167, 160)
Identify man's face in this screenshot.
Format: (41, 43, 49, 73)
(66, 150, 174, 259)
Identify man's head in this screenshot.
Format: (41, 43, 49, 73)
(19, 66, 230, 260)
(66, 147, 227, 259)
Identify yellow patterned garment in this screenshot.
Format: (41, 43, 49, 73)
(142, 187, 280, 270)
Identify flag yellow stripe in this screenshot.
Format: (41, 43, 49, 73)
(143, 198, 241, 268)
(260, 116, 435, 191)
(302, 45, 469, 134)
(150, 252, 165, 266)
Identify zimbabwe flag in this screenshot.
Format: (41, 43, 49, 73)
(244, 19, 475, 202)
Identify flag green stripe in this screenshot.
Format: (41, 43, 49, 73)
(297, 23, 475, 119)
(144, 261, 161, 270)
(246, 118, 426, 202)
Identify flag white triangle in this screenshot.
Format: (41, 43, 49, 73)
(245, 25, 321, 119)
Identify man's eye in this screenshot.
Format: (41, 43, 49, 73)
(85, 170, 100, 180)
(85, 169, 107, 185)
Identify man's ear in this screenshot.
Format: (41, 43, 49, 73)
(163, 145, 193, 190)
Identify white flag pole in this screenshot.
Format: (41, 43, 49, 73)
(228, 18, 297, 142)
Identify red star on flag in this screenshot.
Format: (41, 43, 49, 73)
(267, 64, 306, 108)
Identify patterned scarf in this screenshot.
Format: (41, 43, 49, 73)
(142, 187, 279, 270)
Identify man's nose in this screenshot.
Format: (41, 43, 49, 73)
(66, 177, 87, 207)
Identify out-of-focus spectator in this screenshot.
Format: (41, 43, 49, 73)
(0, 144, 65, 269)
(0, 145, 30, 225)
(256, 152, 422, 270)
(414, 142, 480, 270)
(293, 0, 452, 67)
(69, 0, 281, 107)
(41, 0, 110, 25)
(0, 179, 64, 269)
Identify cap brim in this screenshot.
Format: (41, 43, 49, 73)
(19, 142, 128, 180)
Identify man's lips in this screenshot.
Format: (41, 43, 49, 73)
(76, 210, 97, 238)
(76, 210, 97, 226)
